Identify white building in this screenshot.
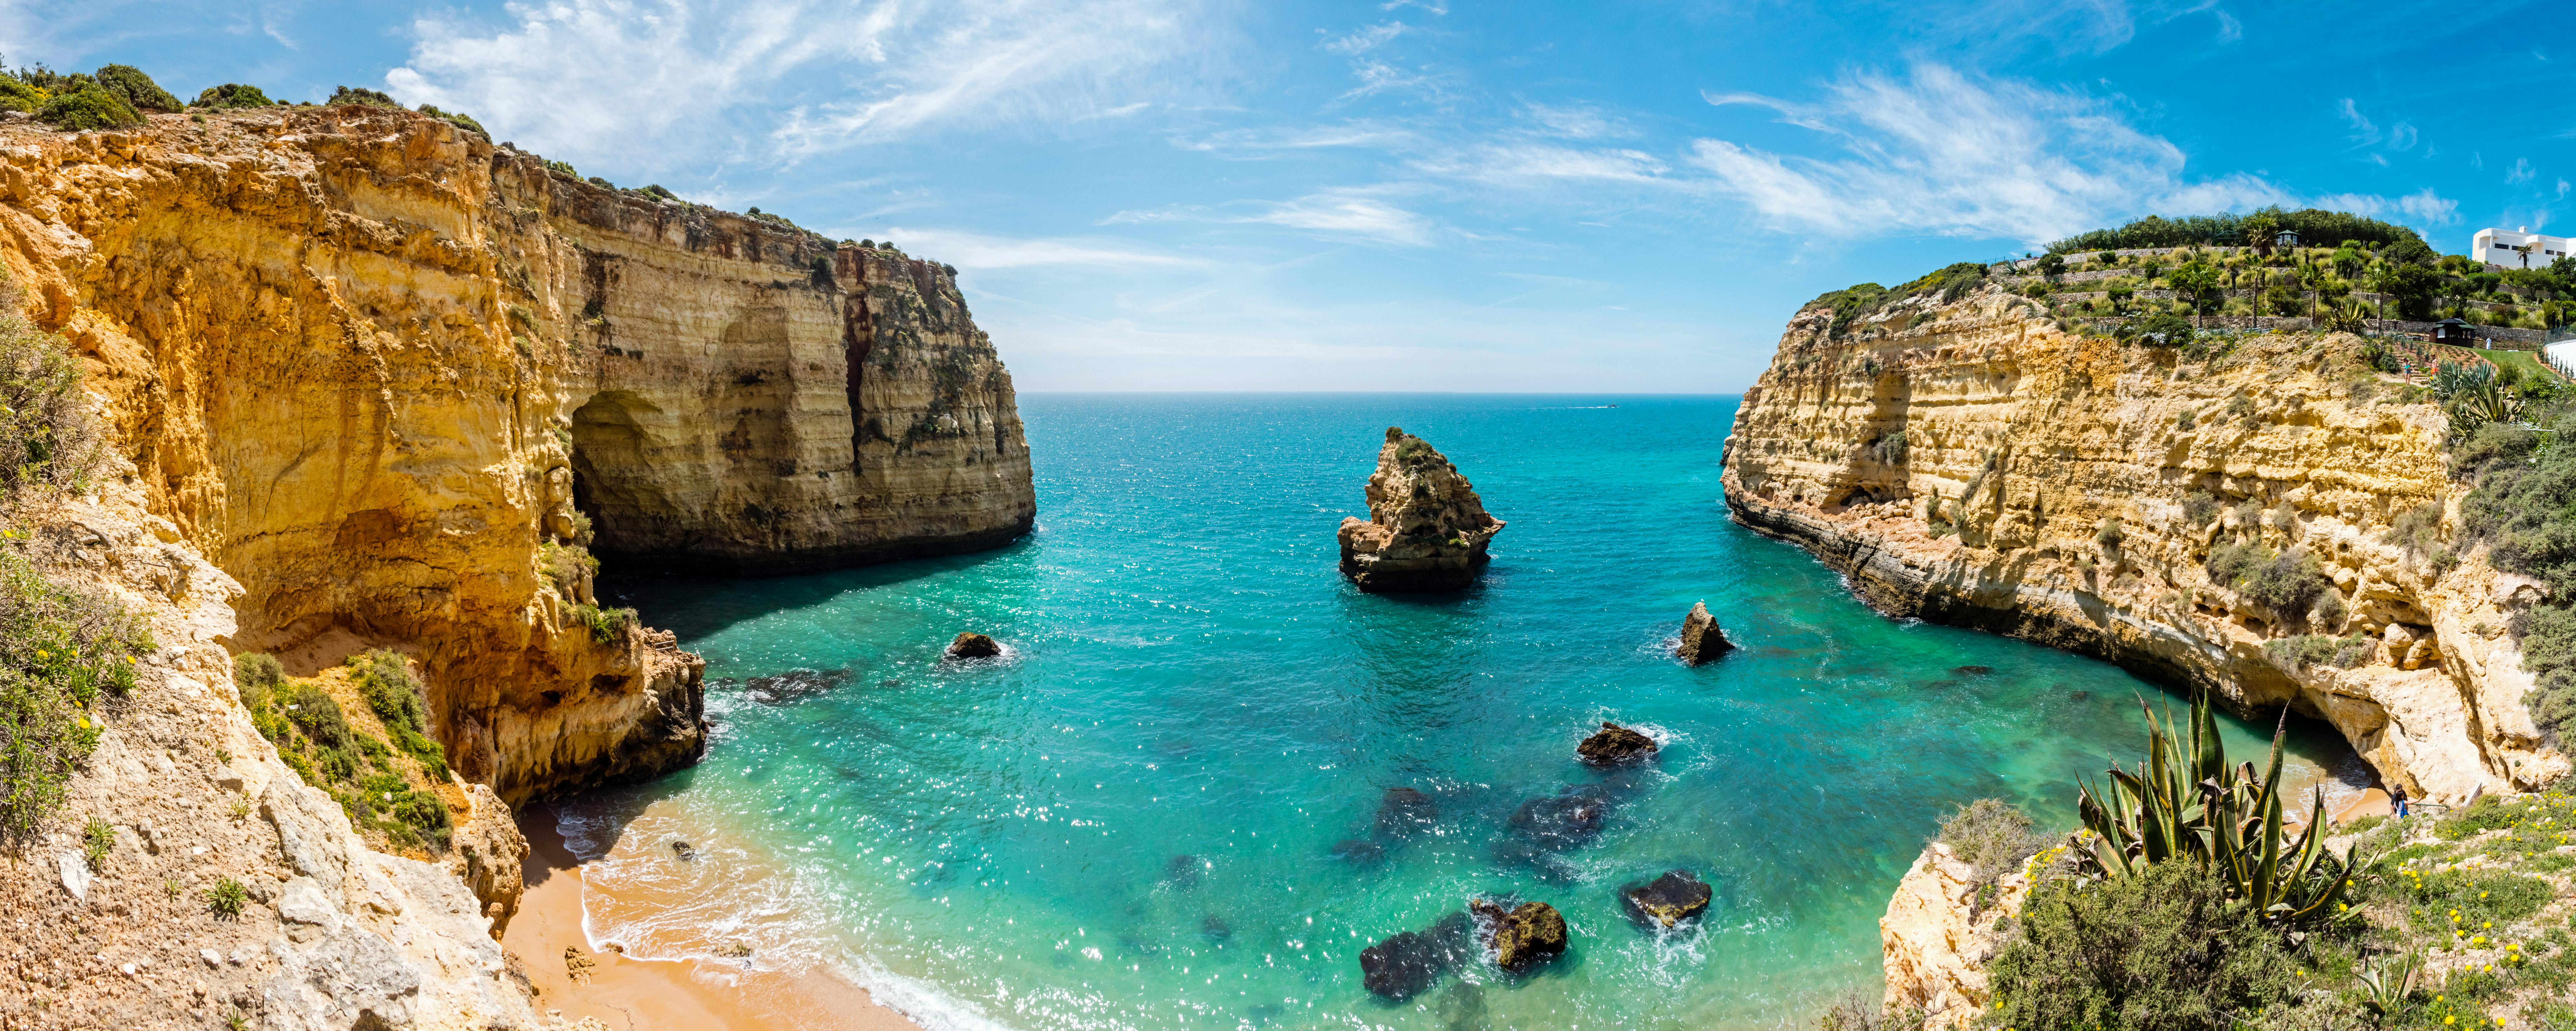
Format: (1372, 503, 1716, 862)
(2474, 227, 2574, 269)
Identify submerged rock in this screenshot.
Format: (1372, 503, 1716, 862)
(947, 632, 1002, 659)
(1374, 787, 1440, 839)
(1676, 602, 1734, 664)
(1953, 664, 1993, 676)
(1330, 838, 1387, 866)
(1358, 911, 1473, 1001)
(1576, 723, 1659, 767)
(741, 667, 851, 705)
(1506, 783, 1612, 852)
(1165, 854, 1203, 888)
(670, 840, 697, 862)
(1470, 899, 1568, 973)
(1337, 427, 1506, 593)
(1621, 870, 1713, 928)
(1202, 916, 1233, 943)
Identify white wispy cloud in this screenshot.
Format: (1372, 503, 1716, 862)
(2313, 187, 2462, 228)
(1688, 63, 2291, 245)
(856, 228, 1208, 270)
(386, 0, 1214, 165)
(1324, 21, 1407, 54)
(1173, 121, 1418, 154)
(2509, 157, 2537, 184)
(1105, 188, 1438, 246)
(1412, 143, 1670, 186)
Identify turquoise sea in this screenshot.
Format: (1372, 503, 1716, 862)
(564, 394, 2367, 1030)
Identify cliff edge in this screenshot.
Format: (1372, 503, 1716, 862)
(1719, 284, 2567, 802)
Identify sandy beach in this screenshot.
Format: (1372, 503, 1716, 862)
(504, 803, 925, 1031)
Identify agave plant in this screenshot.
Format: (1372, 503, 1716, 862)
(2355, 951, 2423, 1023)
(2071, 693, 2366, 926)
(2325, 296, 2370, 334)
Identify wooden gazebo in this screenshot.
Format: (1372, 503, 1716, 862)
(2430, 317, 2476, 343)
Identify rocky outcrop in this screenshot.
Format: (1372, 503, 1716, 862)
(1880, 843, 2030, 1030)
(946, 631, 1001, 659)
(1337, 427, 1503, 592)
(0, 105, 1032, 805)
(1677, 601, 1733, 663)
(448, 784, 529, 940)
(1470, 899, 1568, 973)
(1577, 722, 1659, 766)
(1621, 869, 1713, 928)
(1720, 285, 2567, 801)
(1357, 911, 1472, 1001)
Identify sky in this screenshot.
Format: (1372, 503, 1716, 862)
(6, 1, 2574, 392)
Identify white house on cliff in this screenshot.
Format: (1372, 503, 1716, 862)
(2476, 227, 2574, 269)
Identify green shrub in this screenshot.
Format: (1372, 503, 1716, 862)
(282, 682, 353, 751)
(2262, 633, 2374, 669)
(189, 84, 273, 110)
(2206, 543, 2335, 623)
(37, 83, 142, 130)
(573, 602, 637, 644)
(1936, 798, 2049, 882)
(0, 543, 153, 840)
(544, 159, 579, 178)
(348, 650, 448, 780)
(2181, 490, 2221, 527)
(2382, 500, 2447, 553)
(203, 877, 247, 918)
(1986, 861, 2299, 1031)
(1863, 430, 1907, 466)
(1802, 263, 1989, 336)
(80, 813, 112, 868)
(233, 652, 283, 708)
(0, 75, 41, 113)
(0, 291, 96, 503)
(326, 85, 400, 109)
(92, 64, 178, 113)
(414, 104, 485, 135)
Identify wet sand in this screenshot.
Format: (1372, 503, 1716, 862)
(504, 803, 924, 1031)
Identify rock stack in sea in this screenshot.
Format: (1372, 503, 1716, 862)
(1470, 899, 1569, 973)
(1336, 427, 1506, 592)
(1677, 601, 1733, 664)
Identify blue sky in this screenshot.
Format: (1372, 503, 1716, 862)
(8, 1, 2573, 391)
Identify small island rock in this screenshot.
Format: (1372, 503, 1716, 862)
(1576, 722, 1659, 766)
(1676, 601, 1734, 664)
(1621, 870, 1713, 928)
(947, 632, 1002, 659)
(1470, 899, 1568, 973)
(1357, 911, 1472, 1001)
(1337, 427, 1505, 593)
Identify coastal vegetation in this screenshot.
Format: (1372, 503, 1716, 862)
(234, 650, 455, 852)
(0, 60, 490, 139)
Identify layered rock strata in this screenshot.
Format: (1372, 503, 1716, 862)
(0, 104, 1033, 805)
(1337, 427, 1504, 592)
(1720, 286, 2568, 802)
(0, 103, 1034, 1024)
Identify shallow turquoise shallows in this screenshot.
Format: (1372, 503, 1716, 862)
(565, 394, 2365, 1031)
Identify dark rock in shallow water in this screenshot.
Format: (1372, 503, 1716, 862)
(1470, 899, 1568, 973)
(670, 840, 697, 862)
(1620, 870, 1713, 928)
(1358, 911, 1473, 1001)
(1953, 664, 1993, 676)
(1202, 916, 1232, 943)
(1576, 722, 1659, 767)
(1331, 838, 1386, 866)
(1374, 787, 1440, 838)
(741, 667, 852, 705)
(947, 632, 1002, 659)
(1676, 601, 1734, 664)
(1507, 784, 1612, 852)
(1165, 854, 1204, 888)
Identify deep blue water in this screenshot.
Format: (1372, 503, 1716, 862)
(564, 394, 2364, 1031)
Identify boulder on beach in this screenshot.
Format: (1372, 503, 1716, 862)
(1676, 601, 1734, 664)
(1470, 899, 1568, 973)
(947, 632, 1002, 659)
(1358, 911, 1473, 1001)
(1621, 869, 1713, 928)
(1576, 722, 1659, 766)
(1337, 427, 1505, 593)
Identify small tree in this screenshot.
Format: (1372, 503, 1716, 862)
(2243, 212, 2280, 256)
(2167, 261, 2221, 327)
(2035, 253, 2067, 281)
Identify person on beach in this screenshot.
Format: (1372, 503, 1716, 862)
(2391, 783, 2409, 819)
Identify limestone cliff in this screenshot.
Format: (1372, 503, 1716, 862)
(1720, 285, 2567, 802)
(0, 104, 1034, 1027)
(1338, 427, 1504, 592)
(0, 104, 1033, 803)
(1878, 843, 2030, 1030)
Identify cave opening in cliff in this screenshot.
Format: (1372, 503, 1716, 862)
(569, 390, 664, 559)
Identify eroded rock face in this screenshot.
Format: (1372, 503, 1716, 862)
(1880, 843, 2029, 1030)
(1577, 722, 1659, 766)
(1720, 286, 2567, 801)
(0, 106, 1032, 805)
(1470, 899, 1568, 973)
(448, 784, 529, 940)
(1621, 869, 1713, 928)
(1337, 427, 1504, 592)
(1677, 601, 1733, 664)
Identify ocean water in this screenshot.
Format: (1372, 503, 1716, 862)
(565, 394, 2368, 1031)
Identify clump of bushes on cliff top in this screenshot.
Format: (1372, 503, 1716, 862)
(189, 83, 274, 110)
(1986, 860, 2305, 1031)
(327, 85, 401, 109)
(0, 541, 154, 842)
(574, 602, 638, 644)
(2043, 207, 2428, 256)
(2458, 400, 2576, 742)
(1804, 262, 1989, 337)
(235, 651, 452, 849)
